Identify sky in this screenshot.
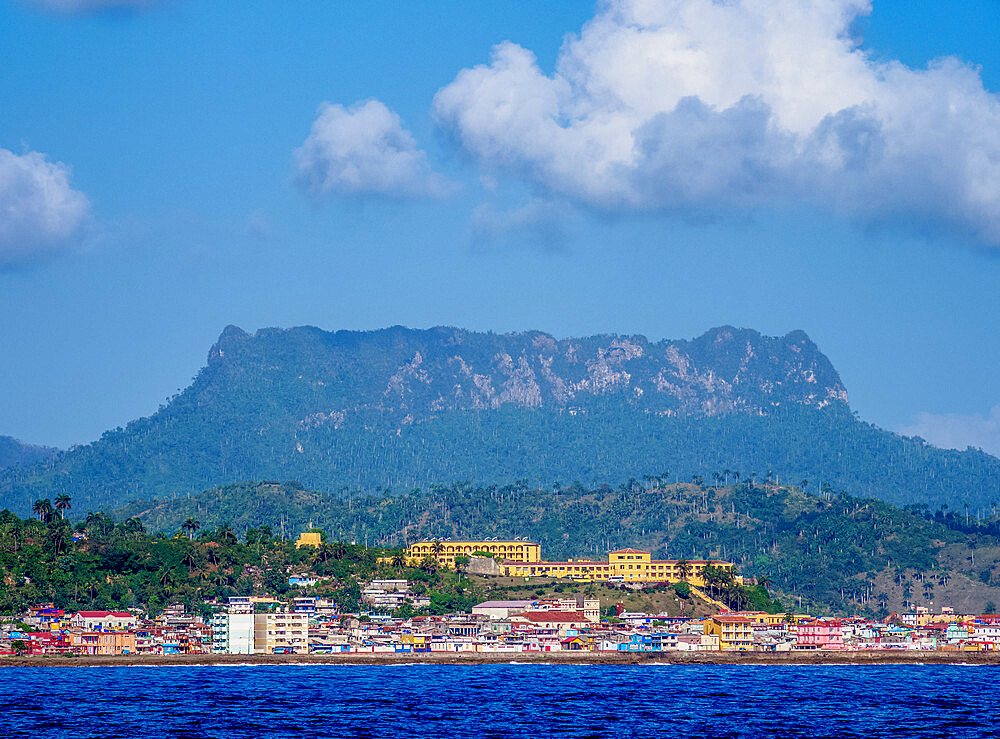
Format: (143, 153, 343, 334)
(1, 0, 999, 457)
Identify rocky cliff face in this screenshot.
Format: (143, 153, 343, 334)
(6, 322, 998, 516)
(206, 324, 848, 428)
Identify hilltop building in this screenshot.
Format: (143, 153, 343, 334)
(295, 532, 322, 549)
(405, 540, 541, 568)
(403, 541, 736, 586)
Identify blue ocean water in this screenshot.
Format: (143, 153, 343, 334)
(1, 664, 995, 738)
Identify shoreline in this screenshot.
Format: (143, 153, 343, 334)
(3, 651, 999, 667)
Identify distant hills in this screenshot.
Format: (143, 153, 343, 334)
(120, 478, 1000, 616)
(2, 323, 999, 515)
(0, 436, 58, 472)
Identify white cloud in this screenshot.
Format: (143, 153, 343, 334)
(900, 405, 1000, 458)
(433, 0, 1000, 243)
(294, 99, 453, 200)
(0, 148, 90, 270)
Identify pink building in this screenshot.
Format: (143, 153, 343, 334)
(797, 619, 845, 649)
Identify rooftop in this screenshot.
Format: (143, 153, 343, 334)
(473, 600, 535, 609)
(512, 611, 590, 624)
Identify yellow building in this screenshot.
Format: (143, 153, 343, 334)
(703, 615, 754, 651)
(295, 532, 322, 549)
(253, 611, 309, 654)
(405, 540, 541, 568)
(399, 540, 738, 586)
(500, 547, 738, 587)
(736, 611, 791, 627)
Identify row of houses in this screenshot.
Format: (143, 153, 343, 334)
(6, 596, 1000, 657)
(2, 604, 212, 656)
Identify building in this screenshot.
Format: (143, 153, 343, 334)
(295, 532, 322, 549)
(211, 597, 254, 654)
(253, 610, 309, 654)
(499, 546, 737, 587)
(472, 600, 537, 620)
(704, 615, 753, 651)
(69, 611, 136, 631)
(405, 540, 541, 568)
(67, 630, 136, 656)
(508, 611, 592, 636)
(797, 619, 845, 650)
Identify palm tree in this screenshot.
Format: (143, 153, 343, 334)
(182, 518, 201, 540)
(32, 499, 53, 523)
(430, 539, 444, 560)
(390, 553, 407, 569)
(124, 517, 145, 539)
(215, 524, 237, 545)
(676, 558, 692, 583)
(54, 494, 72, 520)
(311, 543, 333, 565)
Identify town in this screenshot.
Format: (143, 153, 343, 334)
(3, 538, 998, 657)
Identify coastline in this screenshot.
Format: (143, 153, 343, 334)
(3, 650, 999, 667)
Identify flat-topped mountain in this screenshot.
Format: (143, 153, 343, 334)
(205, 323, 848, 425)
(1, 324, 997, 515)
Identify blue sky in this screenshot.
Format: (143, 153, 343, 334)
(1, 0, 999, 456)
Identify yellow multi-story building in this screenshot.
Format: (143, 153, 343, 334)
(253, 611, 309, 654)
(500, 547, 737, 587)
(401, 540, 738, 586)
(703, 615, 754, 650)
(405, 540, 541, 568)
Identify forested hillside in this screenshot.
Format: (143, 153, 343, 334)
(0, 437, 57, 472)
(2, 324, 998, 514)
(120, 478, 1000, 616)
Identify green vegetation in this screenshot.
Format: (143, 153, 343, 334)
(0, 505, 488, 618)
(3, 325, 999, 516)
(0, 436, 57, 472)
(119, 476, 1000, 616)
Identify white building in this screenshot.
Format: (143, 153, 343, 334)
(69, 611, 136, 631)
(211, 597, 254, 654)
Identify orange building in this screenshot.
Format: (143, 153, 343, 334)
(68, 630, 137, 655)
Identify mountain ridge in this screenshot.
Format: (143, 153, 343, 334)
(1, 323, 997, 515)
(0, 436, 59, 472)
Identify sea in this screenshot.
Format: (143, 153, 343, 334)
(2, 663, 996, 738)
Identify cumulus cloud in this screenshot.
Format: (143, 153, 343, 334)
(0, 148, 90, 270)
(294, 99, 453, 200)
(27, 0, 159, 13)
(900, 405, 1000, 458)
(433, 0, 1000, 243)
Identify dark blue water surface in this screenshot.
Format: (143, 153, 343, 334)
(2, 664, 996, 738)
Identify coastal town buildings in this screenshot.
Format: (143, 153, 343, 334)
(5, 597, 1000, 658)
